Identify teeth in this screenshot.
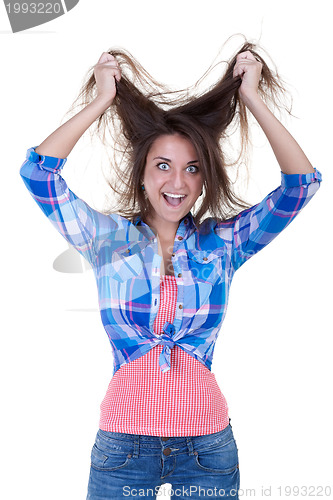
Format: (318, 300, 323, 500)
(163, 193, 186, 198)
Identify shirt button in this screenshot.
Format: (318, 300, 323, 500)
(126, 249, 130, 253)
(203, 257, 208, 261)
(177, 273, 182, 278)
(172, 253, 175, 257)
(179, 304, 183, 309)
(184, 219, 188, 224)
(177, 236, 183, 241)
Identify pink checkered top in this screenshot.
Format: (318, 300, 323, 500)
(99, 274, 230, 437)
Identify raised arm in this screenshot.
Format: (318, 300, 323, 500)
(35, 52, 121, 158)
(20, 53, 122, 266)
(233, 50, 314, 175)
(214, 51, 322, 271)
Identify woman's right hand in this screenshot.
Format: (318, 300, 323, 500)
(93, 52, 121, 103)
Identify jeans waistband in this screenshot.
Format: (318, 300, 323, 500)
(96, 420, 234, 458)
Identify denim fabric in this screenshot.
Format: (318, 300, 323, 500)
(86, 422, 240, 499)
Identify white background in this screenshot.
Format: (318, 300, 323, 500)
(1, 0, 332, 499)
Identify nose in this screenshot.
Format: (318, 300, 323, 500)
(171, 170, 186, 190)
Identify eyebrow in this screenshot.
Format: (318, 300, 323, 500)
(153, 156, 199, 164)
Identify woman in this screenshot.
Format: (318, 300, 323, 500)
(20, 40, 322, 499)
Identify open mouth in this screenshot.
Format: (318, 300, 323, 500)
(162, 193, 187, 208)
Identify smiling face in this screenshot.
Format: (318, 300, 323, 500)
(142, 134, 203, 237)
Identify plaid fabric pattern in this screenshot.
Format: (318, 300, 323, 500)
(99, 274, 230, 436)
(20, 146, 322, 376)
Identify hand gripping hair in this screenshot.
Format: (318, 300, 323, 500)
(67, 36, 291, 227)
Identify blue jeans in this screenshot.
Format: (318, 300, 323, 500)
(86, 421, 240, 499)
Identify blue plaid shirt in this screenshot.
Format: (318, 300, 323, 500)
(20, 146, 322, 376)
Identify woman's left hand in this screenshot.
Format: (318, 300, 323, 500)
(233, 50, 263, 101)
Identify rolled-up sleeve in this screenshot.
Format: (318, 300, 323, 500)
(216, 168, 322, 271)
(19, 146, 116, 267)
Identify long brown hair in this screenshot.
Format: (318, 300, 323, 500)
(67, 36, 291, 228)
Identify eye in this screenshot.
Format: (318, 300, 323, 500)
(157, 162, 170, 170)
(186, 165, 199, 173)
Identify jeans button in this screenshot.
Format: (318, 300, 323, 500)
(163, 447, 171, 456)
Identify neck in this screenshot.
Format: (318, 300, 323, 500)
(145, 216, 179, 241)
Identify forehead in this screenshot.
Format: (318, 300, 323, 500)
(147, 134, 197, 159)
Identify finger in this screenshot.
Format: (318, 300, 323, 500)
(97, 52, 117, 64)
(110, 67, 122, 82)
(233, 62, 248, 78)
(114, 68, 122, 82)
(237, 50, 256, 61)
(233, 66, 243, 78)
(93, 61, 119, 71)
(94, 63, 122, 81)
(96, 61, 119, 68)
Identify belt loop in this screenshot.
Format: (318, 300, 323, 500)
(132, 435, 140, 458)
(186, 436, 195, 455)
